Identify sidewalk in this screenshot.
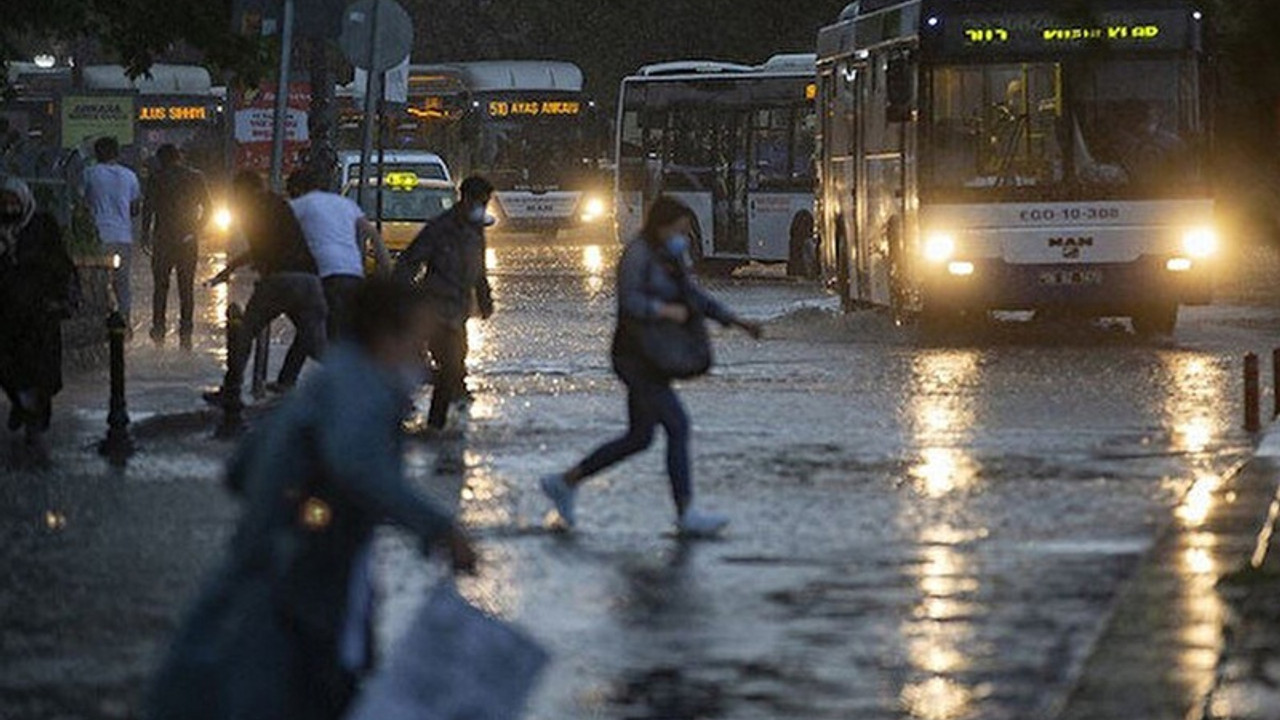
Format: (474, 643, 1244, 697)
(1200, 433, 1280, 720)
(0, 340, 242, 719)
(1055, 432, 1280, 720)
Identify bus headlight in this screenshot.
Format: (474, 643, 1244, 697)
(1182, 226, 1217, 259)
(581, 197, 607, 223)
(212, 206, 233, 233)
(924, 232, 956, 263)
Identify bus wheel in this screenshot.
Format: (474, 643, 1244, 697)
(1132, 304, 1179, 337)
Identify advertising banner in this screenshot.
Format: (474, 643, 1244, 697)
(233, 82, 310, 175)
(61, 95, 135, 149)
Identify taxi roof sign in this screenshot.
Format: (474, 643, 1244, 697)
(383, 171, 419, 190)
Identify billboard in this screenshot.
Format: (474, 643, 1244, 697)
(233, 82, 310, 175)
(61, 95, 135, 149)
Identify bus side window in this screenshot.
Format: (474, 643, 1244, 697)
(887, 53, 914, 123)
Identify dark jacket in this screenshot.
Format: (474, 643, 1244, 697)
(242, 191, 317, 276)
(147, 345, 455, 720)
(611, 236, 735, 381)
(0, 213, 78, 395)
(393, 206, 493, 327)
(142, 163, 211, 248)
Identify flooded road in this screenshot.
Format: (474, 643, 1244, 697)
(2, 233, 1276, 719)
(376, 235, 1260, 719)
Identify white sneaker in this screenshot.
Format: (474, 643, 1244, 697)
(677, 506, 730, 537)
(539, 474, 577, 529)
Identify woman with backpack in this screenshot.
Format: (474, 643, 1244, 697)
(540, 196, 762, 536)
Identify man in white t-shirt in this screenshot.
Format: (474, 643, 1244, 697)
(84, 137, 142, 327)
(274, 168, 391, 389)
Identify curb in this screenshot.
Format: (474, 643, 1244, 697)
(1052, 427, 1280, 720)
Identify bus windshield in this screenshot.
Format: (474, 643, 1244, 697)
(475, 118, 589, 191)
(926, 58, 1205, 201)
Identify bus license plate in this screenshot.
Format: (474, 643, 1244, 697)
(1039, 270, 1103, 286)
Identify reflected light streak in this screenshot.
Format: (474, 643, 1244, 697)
(1177, 473, 1222, 527)
(457, 450, 519, 617)
(465, 318, 487, 371)
(485, 247, 499, 271)
(913, 448, 978, 498)
(901, 676, 976, 720)
(1161, 354, 1224, 455)
(903, 543, 979, 720)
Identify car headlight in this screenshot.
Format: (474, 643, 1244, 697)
(923, 232, 956, 263)
(581, 197, 607, 222)
(1182, 227, 1217, 259)
(212, 207, 233, 233)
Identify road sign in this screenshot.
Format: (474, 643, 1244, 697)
(339, 0, 414, 72)
(354, 58, 410, 104)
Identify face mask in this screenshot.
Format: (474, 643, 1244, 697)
(0, 210, 22, 225)
(665, 233, 691, 259)
(467, 204, 487, 225)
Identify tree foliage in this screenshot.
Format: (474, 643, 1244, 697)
(1, 0, 267, 82)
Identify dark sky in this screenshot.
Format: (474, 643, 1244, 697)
(407, 0, 851, 101)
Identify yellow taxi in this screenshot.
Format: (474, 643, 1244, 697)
(343, 171, 458, 258)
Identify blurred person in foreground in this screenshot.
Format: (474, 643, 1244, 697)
(393, 176, 496, 432)
(539, 196, 762, 537)
(0, 176, 78, 462)
(141, 144, 212, 348)
(148, 278, 477, 720)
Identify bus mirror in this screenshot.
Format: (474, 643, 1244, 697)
(886, 57, 913, 122)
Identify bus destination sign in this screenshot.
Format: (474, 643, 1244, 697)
(487, 100, 582, 118)
(941, 10, 1192, 54)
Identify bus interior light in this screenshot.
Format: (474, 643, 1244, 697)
(948, 261, 974, 276)
(1182, 227, 1217, 258)
(924, 233, 956, 263)
(1167, 257, 1193, 272)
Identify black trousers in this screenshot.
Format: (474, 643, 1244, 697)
(152, 241, 198, 337)
(278, 275, 363, 387)
(426, 323, 467, 429)
(221, 273, 327, 403)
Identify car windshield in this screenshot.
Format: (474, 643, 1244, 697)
(926, 58, 1205, 201)
(345, 185, 456, 222)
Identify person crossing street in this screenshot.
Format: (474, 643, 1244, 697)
(203, 171, 327, 411)
(393, 176, 496, 432)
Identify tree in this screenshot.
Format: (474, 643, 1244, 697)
(1, 0, 267, 86)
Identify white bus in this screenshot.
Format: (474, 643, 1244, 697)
(341, 60, 610, 236)
(816, 0, 1216, 333)
(615, 54, 818, 272)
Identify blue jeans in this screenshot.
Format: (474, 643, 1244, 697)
(576, 370, 692, 512)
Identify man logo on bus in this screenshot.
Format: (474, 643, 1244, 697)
(1049, 236, 1093, 259)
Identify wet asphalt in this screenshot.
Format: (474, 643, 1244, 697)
(2, 235, 1279, 719)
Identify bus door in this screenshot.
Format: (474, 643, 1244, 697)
(748, 105, 811, 262)
(858, 52, 908, 306)
(712, 111, 750, 256)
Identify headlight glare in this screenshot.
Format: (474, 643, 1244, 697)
(1182, 227, 1217, 259)
(213, 207, 233, 233)
(924, 232, 956, 263)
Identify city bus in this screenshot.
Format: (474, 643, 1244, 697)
(816, 0, 1215, 333)
(342, 60, 610, 236)
(616, 54, 818, 272)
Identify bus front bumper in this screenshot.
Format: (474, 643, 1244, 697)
(922, 256, 1214, 313)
